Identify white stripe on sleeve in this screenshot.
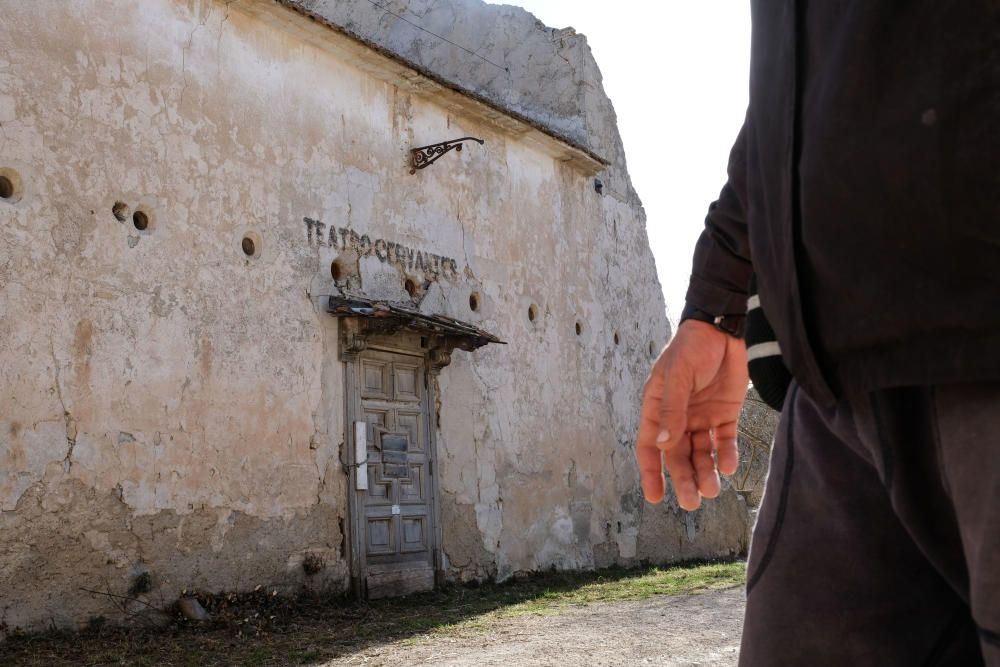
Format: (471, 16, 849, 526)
(747, 340, 782, 362)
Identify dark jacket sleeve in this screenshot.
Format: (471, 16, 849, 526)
(684, 119, 753, 315)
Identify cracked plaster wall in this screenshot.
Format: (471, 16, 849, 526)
(0, 0, 748, 632)
(285, 0, 636, 201)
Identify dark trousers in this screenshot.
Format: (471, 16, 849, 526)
(740, 382, 1000, 666)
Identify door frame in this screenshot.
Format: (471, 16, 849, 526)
(339, 320, 447, 599)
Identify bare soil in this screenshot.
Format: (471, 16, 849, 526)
(328, 587, 744, 667)
(0, 562, 745, 666)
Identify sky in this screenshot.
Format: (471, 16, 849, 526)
(485, 1, 751, 325)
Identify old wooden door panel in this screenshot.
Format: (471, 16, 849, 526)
(355, 348, 436, 599)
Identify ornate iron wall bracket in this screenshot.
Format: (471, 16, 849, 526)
(409, 137, 484, 174)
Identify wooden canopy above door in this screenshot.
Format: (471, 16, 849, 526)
(326, 295, 504, 366)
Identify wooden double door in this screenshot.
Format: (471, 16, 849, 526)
(347, 344, 440, 599)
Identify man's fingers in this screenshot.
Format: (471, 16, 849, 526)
(658, 358, 693, 451)
(714, 421, 739, 476)
(637, 445, 665, 503)
(635, 323, 746, 509)
(637, 364, 667, 503)
(664, 434, 700, 510)
(691, 430, 721, 499)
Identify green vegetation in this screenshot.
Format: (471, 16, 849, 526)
(0, 560, 744, 666)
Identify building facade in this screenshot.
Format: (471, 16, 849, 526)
(0, 0, 750, 630)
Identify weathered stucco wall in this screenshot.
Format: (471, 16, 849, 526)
(0, 0, 748, 631)
(282, 0, 640, 217)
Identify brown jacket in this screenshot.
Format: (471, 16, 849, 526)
(686, 0, 1000, 405)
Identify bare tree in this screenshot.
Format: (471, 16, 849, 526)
(733, 386, 781, 508)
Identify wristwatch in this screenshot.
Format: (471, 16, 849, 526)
(680, 303, 746, 338)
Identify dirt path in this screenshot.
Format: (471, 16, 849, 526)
(0, 562, 746, 666)
(327, 586, 745, 667)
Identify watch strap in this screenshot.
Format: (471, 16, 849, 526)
(680, 303, 746, 338)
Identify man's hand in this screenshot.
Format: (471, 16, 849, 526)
(638, 320, 748, 510)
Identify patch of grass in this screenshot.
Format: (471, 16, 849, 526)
(518, 560, 743, 607)
(0, 560, 744, 666)
(422, 560, 744, 638)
